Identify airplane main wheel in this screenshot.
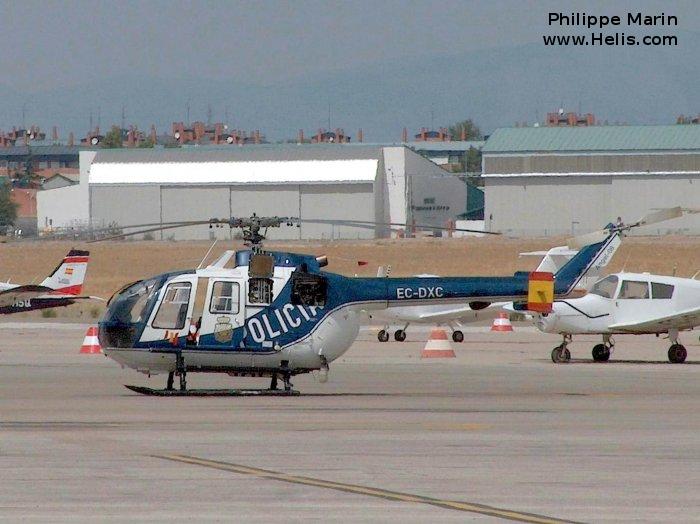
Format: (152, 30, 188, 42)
(377, 330, 389, 342)
(452, 330, 464, 343)
(394, 329, 407, 342)
(668, 344, 687, 364)
(592, 344, 611, 362)
(551, 345, 571, 363)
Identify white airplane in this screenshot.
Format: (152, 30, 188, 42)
(370, 241, 619, 343)
(522, 208, 699, 363)
(538, 272, 700, 364)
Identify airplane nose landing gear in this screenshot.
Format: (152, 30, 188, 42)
(551, 334, 572, 363)
(551, 345, 571, 363)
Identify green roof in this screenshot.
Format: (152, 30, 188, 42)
(483, 125, 700, 154)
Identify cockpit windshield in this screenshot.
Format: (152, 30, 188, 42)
(105, 277, 160, 324)
(590, 275, 619, 298)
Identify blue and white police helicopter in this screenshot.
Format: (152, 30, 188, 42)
(95, 215, 614, 395)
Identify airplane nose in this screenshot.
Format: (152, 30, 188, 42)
(536, 312, 558, 333)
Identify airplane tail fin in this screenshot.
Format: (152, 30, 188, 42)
(39, 249, 90, 295)
(553, 232, 621, 295)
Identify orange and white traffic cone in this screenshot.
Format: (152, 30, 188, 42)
(79, 326, 102, 354)
(421, 328, 456, 358)
(490, 312, 514, 332)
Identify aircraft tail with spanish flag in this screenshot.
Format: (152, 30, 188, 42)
(40, 249, 90, 295)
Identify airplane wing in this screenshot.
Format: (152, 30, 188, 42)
(608, 305, 700, 332)
(0, 285, 54, 307)
(0, 285, 104, 307)
(32, 295, 105, 302)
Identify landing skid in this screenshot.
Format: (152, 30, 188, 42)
(125, 385, 300, 396)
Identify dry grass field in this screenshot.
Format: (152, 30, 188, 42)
(0, 235, 697, 320)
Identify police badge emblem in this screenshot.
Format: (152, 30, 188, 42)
(214, 316, 234, 343)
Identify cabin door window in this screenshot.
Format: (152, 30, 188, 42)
(200, 279, 244, 347)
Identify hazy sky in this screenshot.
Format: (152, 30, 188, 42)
(2, 0, 698, 91)
(0, 0, 698, 139)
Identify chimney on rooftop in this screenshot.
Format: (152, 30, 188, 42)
(402, 127, 408, 142)
(298, 129, 304, 144)
(358, 128, 363, 143)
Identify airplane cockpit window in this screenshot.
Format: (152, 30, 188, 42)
(152, 282, 192, 329)
(618, 280, 650, 299)
(590, 275, 618, 298)
(651, 282, 674, 299)
(210, 281, 240, 314)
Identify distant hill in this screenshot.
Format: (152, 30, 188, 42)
(1, 32, 698, 142)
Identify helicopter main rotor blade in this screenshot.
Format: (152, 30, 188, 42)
(634, 206, 683, 227)
(293, 218, 500, 235)
(566, 206, 686, 249)
(86, 214, 499, 243)
(86, 221, 215, 242)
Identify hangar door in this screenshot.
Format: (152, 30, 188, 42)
(160, 186, 231, 240)
(299, 183, 375, 239)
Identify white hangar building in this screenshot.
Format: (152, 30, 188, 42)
(482, 125, 700, 236)
(39, 146, 469, 240)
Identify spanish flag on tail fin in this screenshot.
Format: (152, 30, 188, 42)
(527, 272, 554, 313)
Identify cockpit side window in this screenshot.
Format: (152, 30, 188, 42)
(651, 282, 674, 299)
(107, 278, 159, 324)
(152, 282, 192, 329)
(618, 280, 650, 299)
(590, 275, 618, 299)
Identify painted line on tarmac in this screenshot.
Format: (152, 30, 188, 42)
(153, 453, 581, 523)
